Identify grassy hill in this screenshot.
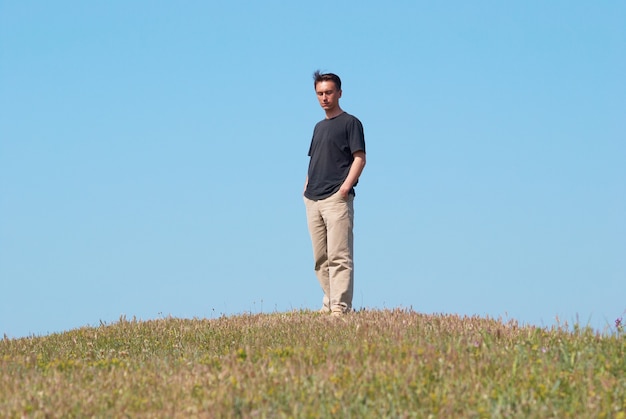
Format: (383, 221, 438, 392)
(1, 309, 625, 418)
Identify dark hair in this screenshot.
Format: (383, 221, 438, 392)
(313, 70, 341, 91)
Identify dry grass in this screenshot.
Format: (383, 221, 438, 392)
(1, 309, 625, 418)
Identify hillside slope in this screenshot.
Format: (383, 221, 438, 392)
(1, 309, 625, 417)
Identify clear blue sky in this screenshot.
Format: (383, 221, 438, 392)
(1, 1, 624, 338)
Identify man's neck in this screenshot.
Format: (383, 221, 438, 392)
(325, 107, 344, 119)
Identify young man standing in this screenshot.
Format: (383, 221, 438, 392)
(304, 71, 366, 316)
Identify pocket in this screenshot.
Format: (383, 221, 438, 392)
(334, 189, 354, 202)
(332, 190, 346, 201)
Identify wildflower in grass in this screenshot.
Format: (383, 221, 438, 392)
(616, 317, 623, 332)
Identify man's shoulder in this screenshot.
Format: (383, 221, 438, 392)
(339, 111, 360, 120)
(328, 112, 362, 126)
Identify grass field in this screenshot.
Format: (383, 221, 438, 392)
(1, 309, 625, 418)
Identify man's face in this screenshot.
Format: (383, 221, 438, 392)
(315, 81, 342, 112)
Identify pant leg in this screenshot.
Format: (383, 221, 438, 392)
(304, 196, 331, 310)
(320, 191, 354, 313)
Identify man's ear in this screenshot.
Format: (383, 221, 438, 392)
(338, 89, 343, 98)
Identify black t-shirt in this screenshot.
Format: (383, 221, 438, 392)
(305, 112, 365, 200)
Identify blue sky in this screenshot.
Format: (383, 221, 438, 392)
(1, 1, 624, 338)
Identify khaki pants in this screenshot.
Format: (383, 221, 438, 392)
(304, 191, 354, 313)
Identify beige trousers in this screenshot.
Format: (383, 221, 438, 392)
(304, 191, 354, 313)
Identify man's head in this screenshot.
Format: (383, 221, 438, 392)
(313, 71, 342, 115)
(313, 71, 341, 91)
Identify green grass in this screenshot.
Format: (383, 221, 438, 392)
(1, 309, 625, 418)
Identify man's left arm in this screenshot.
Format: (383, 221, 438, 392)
(339, 150, 366, 198)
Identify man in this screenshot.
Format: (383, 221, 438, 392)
(303, 71, 366, 316)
